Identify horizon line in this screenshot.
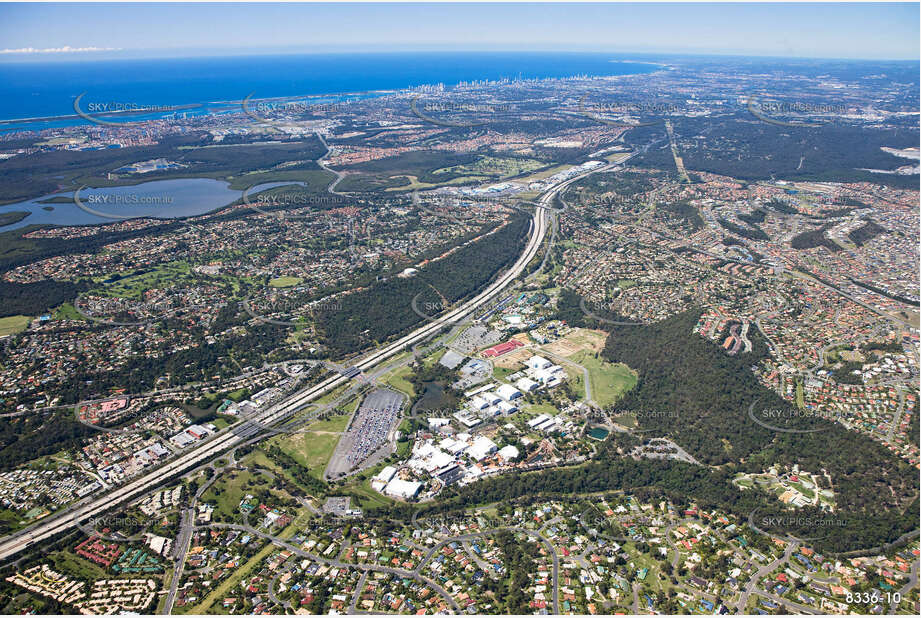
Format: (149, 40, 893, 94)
(0, 47, 918, 63)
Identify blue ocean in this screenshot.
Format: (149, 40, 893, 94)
(0, 52, 661, 129)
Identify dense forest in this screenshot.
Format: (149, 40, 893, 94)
(848, 219, 887, 246)
(765, 198, 800, 215)
(341, 150, 479, 183)
(717, 217, 770, 241)
(658, 199, 704, 231)
(602, 309, 778, 464)
(315, 214, 530, 355)
(847, 278, 920, 307)
(790, 226, 841, 252)
(0, 410, 96, 473)
(600, 309, 917, 510)
(738, 208, 768, 226)
(0, 279, 88, 318)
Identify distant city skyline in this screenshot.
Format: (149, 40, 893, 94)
(0, 2, 918, 61)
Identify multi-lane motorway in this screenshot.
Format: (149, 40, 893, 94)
(0, 158, 617, 562)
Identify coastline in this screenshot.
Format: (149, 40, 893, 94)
(0, 53, 660, 127)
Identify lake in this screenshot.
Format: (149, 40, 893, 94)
(0, 178, 307, 232)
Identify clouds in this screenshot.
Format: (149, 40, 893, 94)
(0, 46, 120, 54)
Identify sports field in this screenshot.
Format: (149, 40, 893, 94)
(0, 315, 29, 336)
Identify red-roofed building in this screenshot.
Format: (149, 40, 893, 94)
(482, 339, 524, 358)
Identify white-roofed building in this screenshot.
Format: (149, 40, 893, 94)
(534, 416, 561, 432)
(414, 441, 439, 457)
(484, 405, 503, 418)
(544, 375, 564, 388)
(145, 534, 172, 556)
(384, 478, 423, 499)
(428, 417, 451, 430)
(482, 392, 501, 406)
(469, 395, 490, 411)
(467, 436, 498, 461)
(528, 414, 551, 428)
(251, 387, 278, 406)
(463, 465, 485, 482)
(516, 377, 539, 393)
(453, 411, 480, 428)
(525, 356, 552, 371)
(497, 400, 518, 415)
(444, 438, 468, 455)
(534, 365, 565, 384)
(421, 449, 455, 473)
(498, 445, 520, 461)
(375, 466, 398, 484)
(496, 384, 522, 401)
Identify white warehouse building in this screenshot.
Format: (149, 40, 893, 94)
(467, 436, 498, 461)
(496, 384, 522, 400)
(516, 377, 539, 393)
(525, 356, 552, 371)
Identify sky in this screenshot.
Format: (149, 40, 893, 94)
(0, 2, 918, 61)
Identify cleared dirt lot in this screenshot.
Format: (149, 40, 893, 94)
(491, 347, 532, 369)
(542, 327, 607, 357)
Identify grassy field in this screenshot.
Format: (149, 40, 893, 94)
(53, 302, 85, 321)
(734, 475, 755, 489)
(382, 364, 415, 397)
(516, 164, 574, 183)
(383, 174, 486, 192)
(310, 414, 351, 433)
(199, 466, 289, 521)
(272, 413, 350, 479)
(343, 475, 396, 510)
(49, 549, 109, 582)
(94, 261, 191, 299)
(561, 365, 586, 400)
(567, 350, 637, 407)
(340, 396, 361, 416)
(522, 402, 560, 417)
(269, 277, 304, 288)
(268, 276, 303, 288)
(563, 327, 607, 352)
(605, 152, 632, 163)
(335, 174, 409, 192)
(0, 509, 22, 533)
(0, 315, 29, 336)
